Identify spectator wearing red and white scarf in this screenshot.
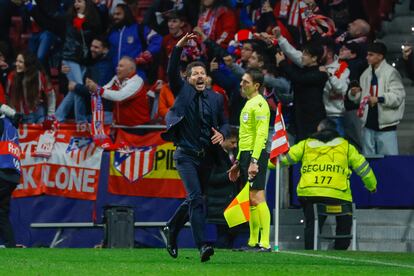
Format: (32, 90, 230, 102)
(348, 42, 405, 155)
(86, 57, 150, 126)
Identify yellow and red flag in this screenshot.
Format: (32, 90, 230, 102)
(224, 182, 250, 228)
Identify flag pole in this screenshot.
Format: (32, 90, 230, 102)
(274, 157, 280, 252)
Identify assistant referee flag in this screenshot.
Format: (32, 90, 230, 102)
(224, 182, 250, 227)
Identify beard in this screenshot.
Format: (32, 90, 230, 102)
(113, 18, 128, 29)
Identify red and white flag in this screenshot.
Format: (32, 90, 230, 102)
(270, 103, 289, 164)
(288, 0, 301, 26)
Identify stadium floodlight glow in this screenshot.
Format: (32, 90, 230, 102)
(412, 26, 414, 32)
(296, 236, 300, 240)
(392, 62, 396, 67)
(300, 219, 304, 223)
(402, 45, 405, 50)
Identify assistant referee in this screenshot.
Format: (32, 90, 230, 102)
(228, 68, 271, 252)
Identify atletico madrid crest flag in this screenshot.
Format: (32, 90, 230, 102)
(270, 103, 290, 164)
(114, 146, 157, 183)
(224, 182, 250, 228)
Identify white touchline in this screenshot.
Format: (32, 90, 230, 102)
(280, 251, 414, 269)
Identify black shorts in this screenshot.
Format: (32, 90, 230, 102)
(239, 150, 269, 190)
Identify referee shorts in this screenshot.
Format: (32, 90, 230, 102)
(239, 150, 269, 190)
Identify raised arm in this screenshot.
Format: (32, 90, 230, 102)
(167, 33, 198, 96)
(273, 27, 303, 67)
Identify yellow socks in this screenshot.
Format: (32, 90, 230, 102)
(248, 206, 260, 247)
(257, 202, 271, 249)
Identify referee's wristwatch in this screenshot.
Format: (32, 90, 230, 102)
(250, 157, 258, 164)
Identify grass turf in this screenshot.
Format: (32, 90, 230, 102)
(1, 248, 413, 275)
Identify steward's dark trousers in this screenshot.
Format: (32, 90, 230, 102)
(0, 179, 17, 247)
(298, 196, 352, 250)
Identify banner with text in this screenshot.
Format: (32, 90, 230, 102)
(108, 130, 186, 198)
(13, 124, 103, 200)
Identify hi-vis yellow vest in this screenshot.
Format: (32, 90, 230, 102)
(299, 138, 350, 192)
(280, 137, 377, 202)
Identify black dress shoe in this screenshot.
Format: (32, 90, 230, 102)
(162, 226, 178, 258)
(200, 244, 214, 262)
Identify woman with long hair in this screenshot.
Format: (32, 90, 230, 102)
(6, 52, 55, 123)
(56, 0, 102, 123)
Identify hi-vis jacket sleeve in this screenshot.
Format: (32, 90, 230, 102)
(279, 140, 306, 166)
(348, 143, 377, 192)
(252, 103, 270, 160)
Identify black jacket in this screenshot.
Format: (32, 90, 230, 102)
(344, 57, 368, 111)
(161, 46, 229, 142)
(62, 17, 101, 64)
(280, 61, 328, 141)
(23, 0, 66, 38)
(206, 147, 239, 224)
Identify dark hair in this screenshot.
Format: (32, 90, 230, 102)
(367, 41, 387, 56)
(321, 37, 336, 54)
(318, 118, 337, 131)
(302, 42, 324, 64)
(252, 50, 265, 64)
(164, 9, 187, 22)
(242, 39, 258, 50)
(68, 0, 101, 32)
(93, 35, 109, 49)
(11, 52, 44, 111)
(114, 3, 136, 27)
(245, 68, 264, 88)
(185, 61, 206, 77)
(226, 127, 239, 139)
(343, 42, 360, 57)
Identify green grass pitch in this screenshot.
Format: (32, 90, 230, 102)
(1, 248, 413, 275)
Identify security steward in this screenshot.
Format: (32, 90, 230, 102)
(161, 33, 228, 262)
(280, 118, 377, 250)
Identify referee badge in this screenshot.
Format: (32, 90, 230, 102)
(242, 113, 249, 123)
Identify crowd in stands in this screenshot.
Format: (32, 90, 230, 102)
(0, 0, 410, 155)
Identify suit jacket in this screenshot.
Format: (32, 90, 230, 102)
(206, 147, 239, 224)
(161, 46, 229, 142)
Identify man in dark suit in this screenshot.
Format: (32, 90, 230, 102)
(161, 33, 229, 262)
(206, 129, 241, 249)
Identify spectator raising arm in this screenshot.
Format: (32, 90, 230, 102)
(273, 27, 303, 67)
